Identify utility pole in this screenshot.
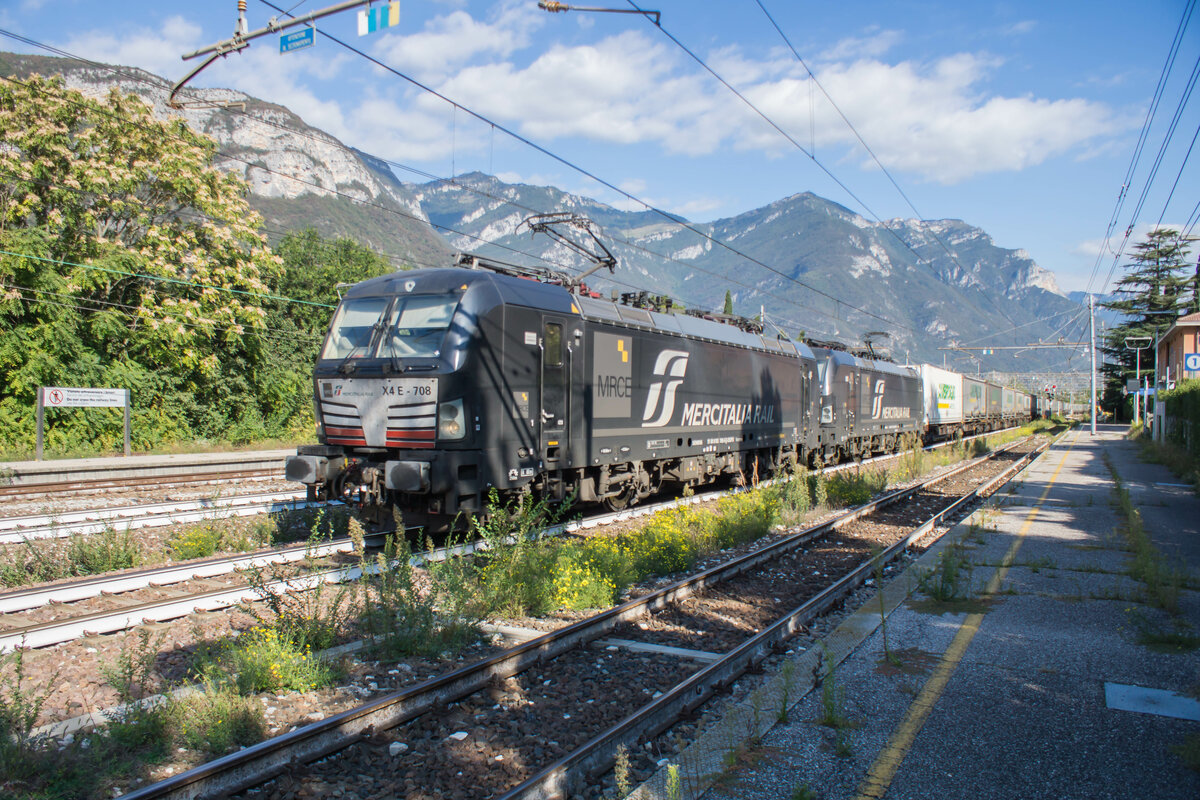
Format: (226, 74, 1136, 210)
(1089, 294, 1097, 435)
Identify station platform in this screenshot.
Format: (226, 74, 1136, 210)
(634, 424, 1200, 800)
(0, 448, 292, 486)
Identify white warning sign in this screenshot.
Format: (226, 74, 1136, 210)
(42, 387, 127, 408)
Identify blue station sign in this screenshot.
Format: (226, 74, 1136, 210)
(280, 27, 315, 54)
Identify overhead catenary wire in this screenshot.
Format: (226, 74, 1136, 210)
(253, 0, 911, 334)
(750, 0, 1012, 318)
(623, 0, 1022, 334)
(1154, 121, 1200, 230)
(0, 128, 846, 340)
(1086, 0, 1199, 297)
(1083, 0, 1196, 296)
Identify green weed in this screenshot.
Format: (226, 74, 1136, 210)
(0, 647, 55, 783)
(172, 680, 266, 755)
(353, 523, 482, 659)
(666, 764, 682, 800)
(1126, 607, 1200, 652)
(813, 472, 829, 509)
(777, 468, 812, 523)
(872, 546, 899, 666)
(68, 525, 141, 574)
(0, 526, 143, 588)
(791, 783, 820, 800)
(825, 469, 887, 508)
(1106, 454, 1189, 614)
(614, 743, 632, 797)
(817, 647, 851, 730)
(917, 540, 974, 603)
(471, 486, 778, 616)
(218, 625, 335, 694)
(243, 526, 352, 652)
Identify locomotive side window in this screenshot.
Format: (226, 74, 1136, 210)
(544, 322, 563, 367)
(378, 295, 459, 358)
(320, 297, 390, 360)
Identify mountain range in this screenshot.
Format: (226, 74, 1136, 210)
(0, 50, 1086, 369)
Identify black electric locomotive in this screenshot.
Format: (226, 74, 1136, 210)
(286, 255, 831, 529)
(810, 347, 923, 463)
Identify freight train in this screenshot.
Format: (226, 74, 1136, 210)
(285, 254, 1058, 530)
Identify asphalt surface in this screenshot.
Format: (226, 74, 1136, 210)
(631, 424, 1200, 800)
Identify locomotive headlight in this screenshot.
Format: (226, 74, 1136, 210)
(438, 398, 466, 440)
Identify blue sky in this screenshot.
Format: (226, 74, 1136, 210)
(1, 0, 1197, 297)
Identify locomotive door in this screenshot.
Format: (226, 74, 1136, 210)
(539, 317, 569, 465)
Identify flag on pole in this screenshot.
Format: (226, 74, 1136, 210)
(358, 1, 400, 35)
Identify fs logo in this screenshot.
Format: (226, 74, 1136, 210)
(641, 349, 690, 427)
(871, 379, 886, 419)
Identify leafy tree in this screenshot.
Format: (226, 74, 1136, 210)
(0, 74, 281, 452)
(272, 227, 396, 336)
(1099, 229, 1192, 417)
(257, 229, 399, 437)
(723, 289, 733, 315)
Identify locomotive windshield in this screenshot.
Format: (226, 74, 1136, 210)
(320, 295, 459, 361)
(377, 295, 458, 358)
(321, 297, 390, 360)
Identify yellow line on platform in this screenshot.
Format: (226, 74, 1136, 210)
(853, 431, 1079, 799)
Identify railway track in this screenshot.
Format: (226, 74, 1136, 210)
(0, 468, 281, 501)
(111, 434, 1049, 800)
(0, 450, 290, 495)
(2, 428, 1023, 654)
(0, 536, 363, 651)
(0, 490, 315, 543)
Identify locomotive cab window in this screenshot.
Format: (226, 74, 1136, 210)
(378, 295, 459, 359)
(320, 297, 390, 360)
(544, 322, 563, 367)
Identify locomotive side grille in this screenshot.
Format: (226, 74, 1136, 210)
(386, 400, 437, 449)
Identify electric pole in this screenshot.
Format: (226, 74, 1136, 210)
(1090, 294, 1096, 435)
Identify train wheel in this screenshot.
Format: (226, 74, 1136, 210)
(603, 491, 632, 512)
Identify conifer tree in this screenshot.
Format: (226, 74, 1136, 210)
(1099, 229, 1192, 415)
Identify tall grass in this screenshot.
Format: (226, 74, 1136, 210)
(0, 526, 142, 588)
(1106, 454, 1187, 614)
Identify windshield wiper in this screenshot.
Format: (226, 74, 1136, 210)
(335, 352, 359, 376)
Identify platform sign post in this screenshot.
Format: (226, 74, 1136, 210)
(37, 387, 130, 460)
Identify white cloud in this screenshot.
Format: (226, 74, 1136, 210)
(619, 178, 647, 195)
(370, 0, 540, 83)
(1073, 223, 1190, 259)
(369, 25, 1119, 185)
(51, 7, 1123, 191)
(1003, 20, 1037, 35)
(741, 52, 1118, 183)
(429, 31, 735, 156)
(60, 15, 205, 78)
(819, 28, 902, 62)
